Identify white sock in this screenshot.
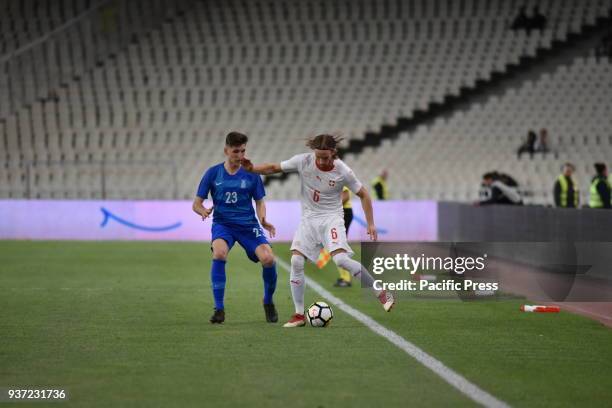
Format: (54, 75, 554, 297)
(333, 252, 381, 296)
(290, 255, 306, 314)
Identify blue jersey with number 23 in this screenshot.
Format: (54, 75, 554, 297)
(196, 163, 265, 227)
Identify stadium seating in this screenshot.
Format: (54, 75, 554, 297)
(0, 0, 188, 119)
(342, 55, 612, 205)
(1, 0, 611, 200)
(0, 0, 96, 56)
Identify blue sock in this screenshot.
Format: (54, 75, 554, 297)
(211, 259, 226, 310)
(262, 263, 277, 305)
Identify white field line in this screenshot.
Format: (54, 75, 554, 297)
(275, 257, 510, 408)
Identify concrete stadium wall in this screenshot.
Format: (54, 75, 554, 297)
(437, 202, 612, 280)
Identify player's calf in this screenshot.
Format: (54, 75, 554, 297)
(333, 252, 396, 312)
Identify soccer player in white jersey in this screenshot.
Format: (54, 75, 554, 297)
(241, 134, 395, 327)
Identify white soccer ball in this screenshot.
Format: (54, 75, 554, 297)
(307, 301, 334, 327)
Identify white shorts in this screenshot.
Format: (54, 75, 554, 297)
(290, 215, 353, 263)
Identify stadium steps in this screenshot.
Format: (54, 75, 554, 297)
(345, 9, 612, 153)
(263, 8, 612, 188)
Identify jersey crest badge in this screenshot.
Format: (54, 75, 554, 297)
(240, 179, 247, 189)
(328, 180, 336, 187)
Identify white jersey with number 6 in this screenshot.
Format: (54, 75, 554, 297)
(280, 153, 363, 219)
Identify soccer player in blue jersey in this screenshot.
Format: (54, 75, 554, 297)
(192, 132, 278, 324)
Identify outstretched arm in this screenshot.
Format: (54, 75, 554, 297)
(355, 187, 377, 241)
(492, 181, 521, 203)
(255, 199, 276, 238)
(241, 158, 282, 175)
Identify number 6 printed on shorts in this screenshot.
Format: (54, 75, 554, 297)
(331, 227, 337, 240)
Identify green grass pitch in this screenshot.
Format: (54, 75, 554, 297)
(1, 241, 611, 407)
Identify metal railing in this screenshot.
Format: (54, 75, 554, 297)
(13, 160, 180, 200)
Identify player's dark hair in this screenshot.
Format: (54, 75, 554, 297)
(306, 134, 344, 154)
(594, 162, 607, 175)
(482, 171, 498, 180)
(226, 132, 248, 146)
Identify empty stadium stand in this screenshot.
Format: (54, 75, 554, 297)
(1, 0, 611, 202)
(343, 55, 612, 204)
(1, 0, 96, 56)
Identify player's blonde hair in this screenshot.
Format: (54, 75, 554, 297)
(306, 134, 344, 157)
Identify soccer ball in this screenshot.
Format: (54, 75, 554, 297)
(307, 301, 334, 327)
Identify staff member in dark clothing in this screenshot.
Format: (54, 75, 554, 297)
(553, 163, 579, 208)
(589, 163, 611, 209)
(477, 172, 523, 205)
(334, 187, 354, 287)
(371, 170, 389, 200)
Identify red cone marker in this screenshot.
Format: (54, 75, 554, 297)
(520, 305, 560, 313)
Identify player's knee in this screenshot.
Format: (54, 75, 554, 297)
(332, 252, 351, 269)
(212, 249, 228, 261)
(291, 254, 305, 272)
(333, 253, 362, 277)
(259, 251, 275, 267)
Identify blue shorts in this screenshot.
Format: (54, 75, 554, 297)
(211, 223, 270, 263)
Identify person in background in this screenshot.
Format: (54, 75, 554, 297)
(553, 163, 579, 208)
(371, 169, 389, 200)
(510, 6, 529, 31)
(530, 5, 547, 31)
(536, 128, 549, 155)
(477, 171, 523, 205)
(589, 163, 611, 209)
(517, 130, 537, 159)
